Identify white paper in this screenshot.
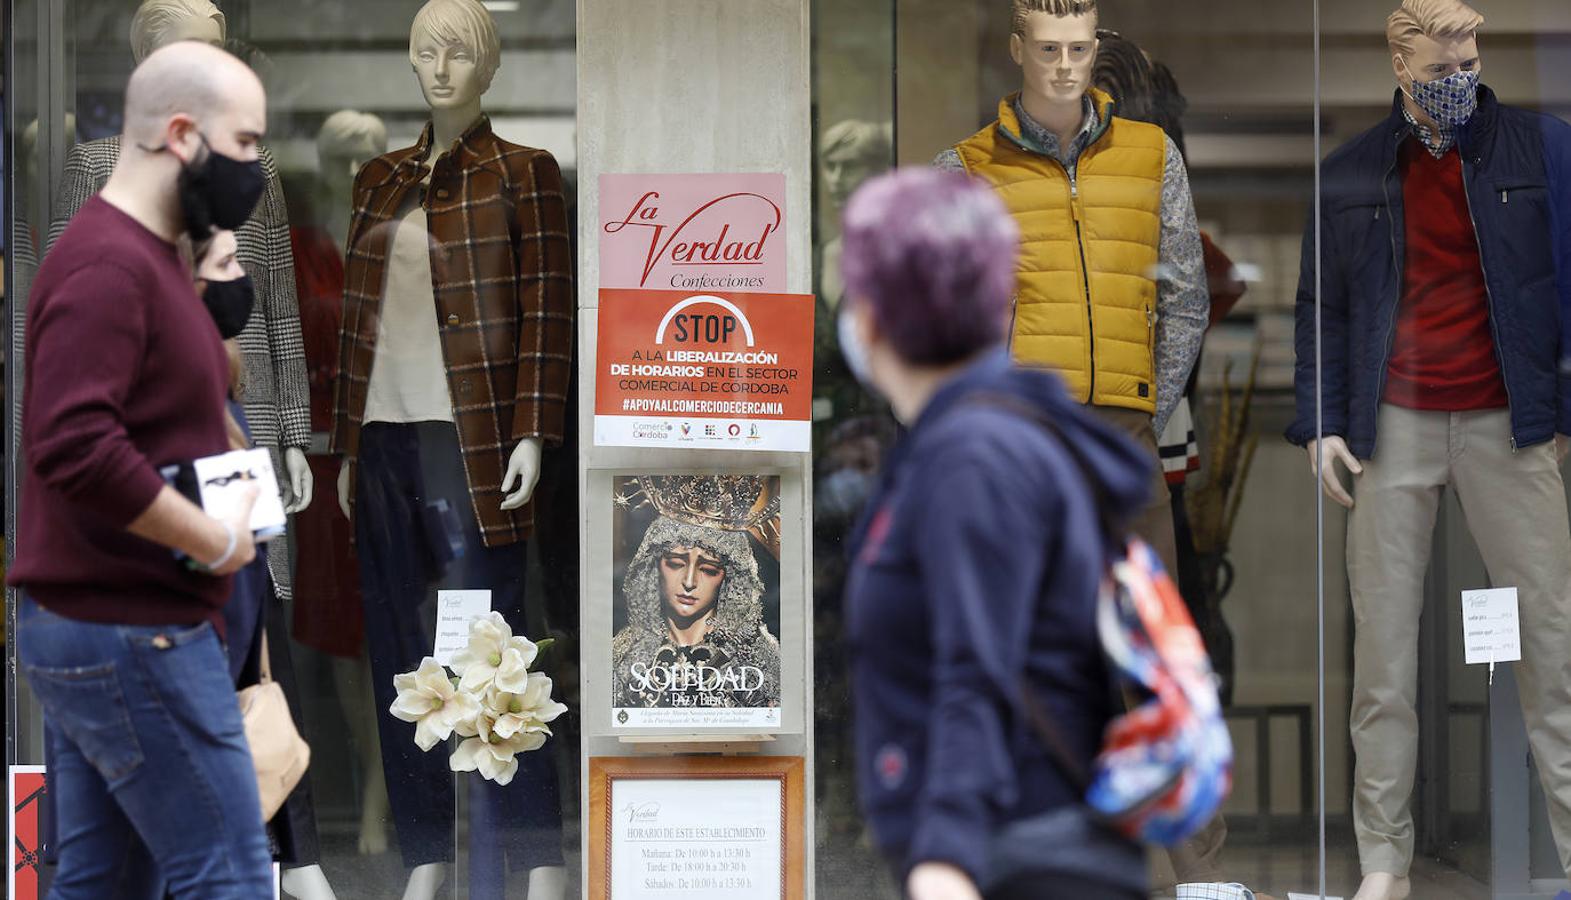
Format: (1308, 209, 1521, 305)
(1462, 588, 1522, 666)
(1287, 894, 1343, 900)
(609, 777, 782, 899)
(193, 448, 287, 539)
(433, 590, 492, 665)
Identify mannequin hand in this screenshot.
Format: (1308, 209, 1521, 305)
(282, 447, 314, 514)
(906, 863, 982, 900)
(1557, 434, 1569, 465)
(1306, 435, 1362, 509)
(337, 459, 351, 520)
(499, 438, 544, 512)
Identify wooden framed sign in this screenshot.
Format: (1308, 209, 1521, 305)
(588, 756, 805, 900)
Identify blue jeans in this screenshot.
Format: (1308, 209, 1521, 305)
(16, 597, 273, 899)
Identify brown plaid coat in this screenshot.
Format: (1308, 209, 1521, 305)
(331, 117, 573, 547)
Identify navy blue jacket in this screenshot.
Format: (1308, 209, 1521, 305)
(844, 351, 1150, 885)
(1287, 87, 1571, 457)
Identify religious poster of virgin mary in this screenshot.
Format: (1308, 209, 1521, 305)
(611, 474, 784, 729)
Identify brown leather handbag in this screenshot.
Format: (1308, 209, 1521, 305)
(237, 632, 311, 821)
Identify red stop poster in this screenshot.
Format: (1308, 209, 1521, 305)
(594, 288, 814, 452)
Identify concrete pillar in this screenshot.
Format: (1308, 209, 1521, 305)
(575, 0, 815, 892)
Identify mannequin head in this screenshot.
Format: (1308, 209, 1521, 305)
(1009, 0, 1099, 112)
(317, 110, 388, 196)
(130, 0, 226, 64)
(1387, 0, 1484, 116)
(1093, 32, 1189, 159)
(409, 0, 501, 112)
(1091, 31, 1155, 122)
(820, 120, 890, 211)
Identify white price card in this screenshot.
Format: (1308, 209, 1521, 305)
(1288, 894, 1343, 900)
(433, 590, 491, 666)
(1462, 587, 1521, 667)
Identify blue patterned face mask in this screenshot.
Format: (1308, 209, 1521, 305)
(1404, 66, 1480, 127)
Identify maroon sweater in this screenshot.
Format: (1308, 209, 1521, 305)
(9, 197, 233, 628)
(1385, 140, 1510, 411)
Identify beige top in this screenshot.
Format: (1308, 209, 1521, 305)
(364, 189, 453, 424)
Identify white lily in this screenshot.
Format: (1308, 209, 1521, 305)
(449, 709, 549, 785)
(484, 672, 568, 740)
(451, 611, 539, 693)
(389, 658, 480, 751)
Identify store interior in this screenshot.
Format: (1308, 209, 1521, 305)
(6, 0, 1571, 897)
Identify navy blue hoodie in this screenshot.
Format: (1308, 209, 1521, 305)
(845, 350, 1151, 886)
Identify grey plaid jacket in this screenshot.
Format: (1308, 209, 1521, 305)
(48, 137, 312, 451)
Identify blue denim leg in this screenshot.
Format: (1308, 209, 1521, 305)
(17, 598, 273, 900)
(43, 725, 161, 899)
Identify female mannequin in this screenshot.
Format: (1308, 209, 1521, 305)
(331, 2, 572, 898)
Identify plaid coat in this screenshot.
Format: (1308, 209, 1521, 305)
(331, 117, 573, 548)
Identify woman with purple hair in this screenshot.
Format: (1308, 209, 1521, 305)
(842, 169, 1153, 900)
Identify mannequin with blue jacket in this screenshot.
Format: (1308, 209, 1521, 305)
(1288, 2, 1571, 898)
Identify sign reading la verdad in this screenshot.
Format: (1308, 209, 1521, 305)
(599, 173, 786, 293)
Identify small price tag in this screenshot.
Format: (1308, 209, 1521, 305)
(433, 590, 491, 665)
(1463, 588, 1521, 683)
(1288, 894, 1344, 900)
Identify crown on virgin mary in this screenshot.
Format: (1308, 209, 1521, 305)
(615, 475, 780, 534)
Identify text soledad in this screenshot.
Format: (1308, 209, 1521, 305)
(625, 661, 768, 694)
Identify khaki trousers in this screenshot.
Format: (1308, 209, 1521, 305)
(1087, 405, 1227, 885)
(1086, 406, 1180, 576)
(1348, 404, 1571, 880)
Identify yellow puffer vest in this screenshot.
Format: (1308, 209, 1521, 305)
(955, 89, 1165, 414)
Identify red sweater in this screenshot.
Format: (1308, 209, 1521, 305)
(9, 197, 234, 628)
(1384, 141, 1509, 411)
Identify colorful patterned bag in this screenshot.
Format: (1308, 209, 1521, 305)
(1084, 538, 1233, 845)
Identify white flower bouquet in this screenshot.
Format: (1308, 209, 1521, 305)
(388, 611, 568, 785)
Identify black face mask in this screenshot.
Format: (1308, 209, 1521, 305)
(176, 134, 267, 241)
(201, 275, 256, 340)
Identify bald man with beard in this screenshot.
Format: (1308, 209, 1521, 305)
(9, 42, 276, 899)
